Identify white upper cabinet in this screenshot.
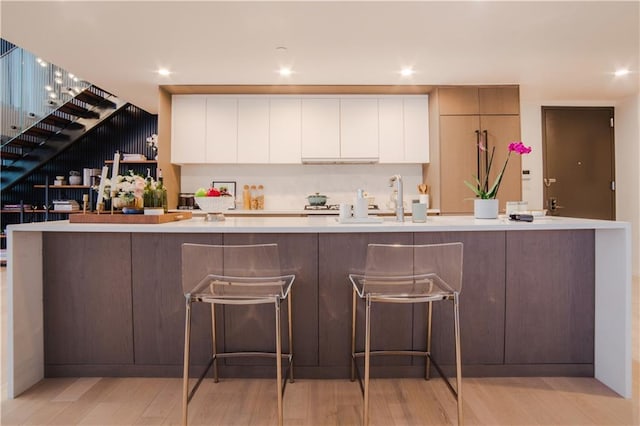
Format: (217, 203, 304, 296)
(206, 97, 238, 163)
(237, 98, 269, 163)
(171, 95, 206, 164)
(378, 95, 429, 163)
(340, 98, 379, 159)
(403, 96, 429, 162)
(378, 97, 404, 163)
(301, 98, 340, 160)
(171, 94, 428, 165)
(270, 98, 301, 163)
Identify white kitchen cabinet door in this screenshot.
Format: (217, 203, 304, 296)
(340, 98, 379, 159)
(378, 97, 404, 163)
(171, 95, 206, 164)
(270, 98, 301, 163)
(404, 96, 430, 162)
(301, 98, 340, 159)
(205, 97, 238, 163)
(237, 98, 269, 163)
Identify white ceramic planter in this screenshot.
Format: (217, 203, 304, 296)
(474, 198, 499, 219)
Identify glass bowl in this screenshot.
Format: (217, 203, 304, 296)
(194, 196, 235, 221)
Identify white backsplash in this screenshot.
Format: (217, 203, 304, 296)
(181, 164, 424, 210)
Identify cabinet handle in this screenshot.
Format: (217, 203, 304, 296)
(483, 130, 489, 192)
(475, 130, 481, 190)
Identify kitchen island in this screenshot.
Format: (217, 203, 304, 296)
(4, 216, 631, 401)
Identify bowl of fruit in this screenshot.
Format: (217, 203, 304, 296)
(194, 187, 235, 221)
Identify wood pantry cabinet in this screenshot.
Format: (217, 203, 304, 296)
(438, 87, 521, 214)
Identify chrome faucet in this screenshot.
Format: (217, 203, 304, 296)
(389, 174, 404, 222)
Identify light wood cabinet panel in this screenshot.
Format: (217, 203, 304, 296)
(269, 98, 301, 163)
(301, 98, 340, 159)
(479, 87, 520, 115)
(339, 98, 379, 159)
(171, 95, 206, 164)
(438, 87, 519, 116)
(237, 98, 269, 163)
(205, 97, 237, 163)
(483, 115, 522, 210)
(440, 115, 481, 214)
(438, 87, 480, 115)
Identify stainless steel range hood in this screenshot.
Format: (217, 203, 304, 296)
(301, 157, 379, 164)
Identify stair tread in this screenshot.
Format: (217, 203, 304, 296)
(76, 90, 117, 109)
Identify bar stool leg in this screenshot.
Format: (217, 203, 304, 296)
(275, 298, 284, 426)
(287, 290, 295, 383)
(453, 293, 463, 425)
(363, 296, 372, 426)
(211, 303, 219, 383)
(182, 297, 192, 426)
(426, 301, 433, 380)
(351, 287, 357, 382)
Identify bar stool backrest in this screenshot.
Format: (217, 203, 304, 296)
(363, 242, 463, 293)
(181, 243, 281, 294)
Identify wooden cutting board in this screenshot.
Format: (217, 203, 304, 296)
(69, 211, 192, 224)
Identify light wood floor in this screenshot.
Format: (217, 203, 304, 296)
(1, 273, 638, 425)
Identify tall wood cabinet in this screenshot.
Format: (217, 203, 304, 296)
(438, 87, 521, 214)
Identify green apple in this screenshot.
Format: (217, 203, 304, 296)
(194, 188, 207, 197)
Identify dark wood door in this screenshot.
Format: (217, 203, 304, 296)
(542, 107, 615, 219)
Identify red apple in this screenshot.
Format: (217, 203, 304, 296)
(207, 188, 221, 197)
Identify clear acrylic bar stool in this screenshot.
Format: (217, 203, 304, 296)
(349, 242, 464, 425)
(181, 243, 295, 426)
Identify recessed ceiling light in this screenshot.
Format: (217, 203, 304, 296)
(54, 78, 63, 85)
(614, 68, 630, 77)
(45, 85, 53, 92)
(279, 67, 293, 77)
(400, 67, 415, 77)
(54, 71, 62, 77)
(157, 68, 171, 76)
(49, 93, 57, 99)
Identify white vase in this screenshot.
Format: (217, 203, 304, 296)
(474, 198, 499, 219)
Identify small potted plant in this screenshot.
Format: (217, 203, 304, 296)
(465, 141, 532, 218)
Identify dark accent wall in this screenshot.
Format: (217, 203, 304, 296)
(1, 104, 158, 229)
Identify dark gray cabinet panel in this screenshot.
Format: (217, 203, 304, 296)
(318, 233, 413, 368)
(505, 230, 595, 364)
(131, 233, 221, 366)
(414, 232, 506, 365)
(43, 232, 134, 365)
(222, 233, 319, 367)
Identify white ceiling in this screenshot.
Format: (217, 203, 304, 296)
(2, 1, 638, 114)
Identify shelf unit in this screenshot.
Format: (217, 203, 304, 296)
(35, 179, 92, 221)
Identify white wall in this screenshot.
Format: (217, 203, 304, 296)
(520, 86, 640, 276)
(180, 163, 423, 210)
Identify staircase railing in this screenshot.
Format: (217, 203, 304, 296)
(0, 40, 90, 148)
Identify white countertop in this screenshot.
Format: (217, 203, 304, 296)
(6, 215, 629, 234)
(169, 208, 441, 216)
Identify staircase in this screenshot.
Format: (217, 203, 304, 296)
(1, 85, 128, 192)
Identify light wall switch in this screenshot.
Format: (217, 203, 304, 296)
(522, 169, 531, 181)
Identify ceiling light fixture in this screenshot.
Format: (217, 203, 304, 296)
(614, 68, 630, 77)
(279, 67, 292, 77)
(54, 70, 62, 77)
(400, 67, 415, 77)
(157, 68, 171, 76)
